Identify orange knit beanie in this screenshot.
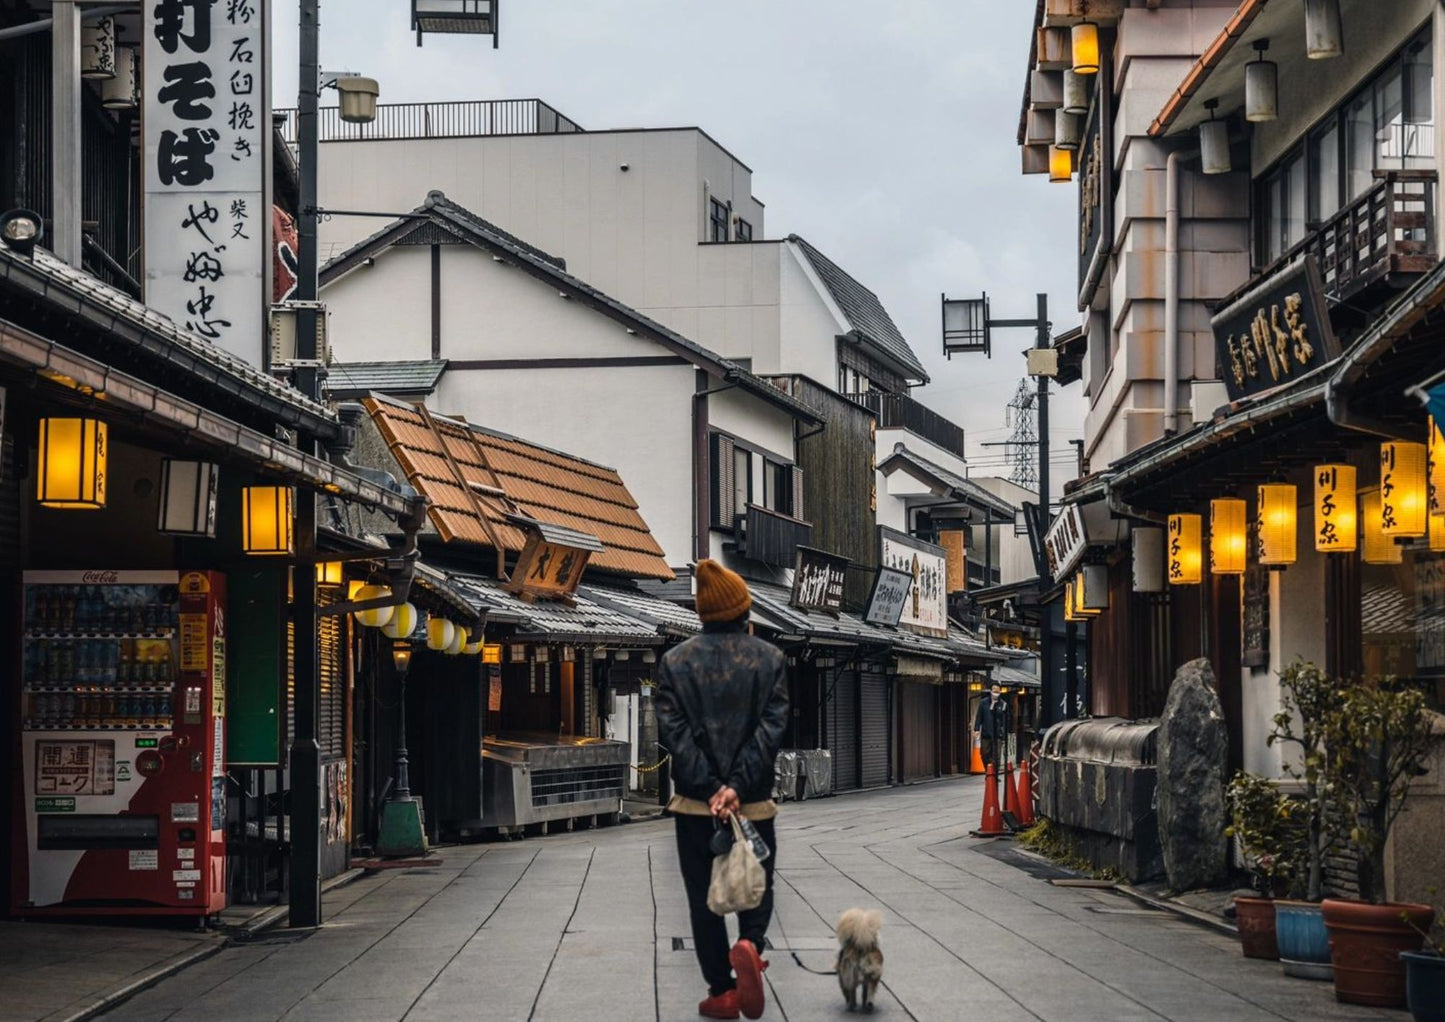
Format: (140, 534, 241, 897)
(695, 559, 752, 623)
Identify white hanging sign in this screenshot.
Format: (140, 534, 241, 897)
(144, 0, 271, 367)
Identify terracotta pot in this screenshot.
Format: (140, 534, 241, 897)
(1402, 952, 1445, 1022)
(1235, 896, 1280, 960)
(1322, 898, 1435, 1008)
(1274, 900, 1333, 980)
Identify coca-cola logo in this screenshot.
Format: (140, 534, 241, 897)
(81, 570, 120, 584)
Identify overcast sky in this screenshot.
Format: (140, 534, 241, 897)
(273, 1, 1083, 495)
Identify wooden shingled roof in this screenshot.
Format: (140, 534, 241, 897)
(364, 397, 674, 581)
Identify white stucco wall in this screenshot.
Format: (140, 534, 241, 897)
(708, 387, 795, 463)
(778, 243, 847, 386)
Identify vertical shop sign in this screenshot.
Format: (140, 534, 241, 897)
(144, 0, 271, 366)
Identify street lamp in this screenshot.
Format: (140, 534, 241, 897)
(376, 638, 428, 857)
(412, 0, 499, 47)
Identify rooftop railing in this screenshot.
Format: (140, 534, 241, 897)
(276, 98, 583, 144)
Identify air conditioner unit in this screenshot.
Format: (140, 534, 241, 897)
(269, 301, 328, 374)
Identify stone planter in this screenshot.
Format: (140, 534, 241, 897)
(1274, 900, 1332, 980)
(1401, 951, 1445, 1022)
(1322, 898, 1435, 1008)
(1234, 896, 1280, 960)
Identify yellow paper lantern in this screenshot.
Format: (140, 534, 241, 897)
(37, 418, 107, 509)
(1313, 465, 1357, 553)
(242, 486, 294, 555)
(1072, 20, 1100, 74)
(380, 601, 417, 638)
(1168, 513, 1203, 585)
(1430, 418, 1445, 517)
(1361, 488, 1404, 565)
(1430, 513, 1445, 553)
(353, 584, 395, 628)
(1380, 441, 1428, 538)
(1257, 484, 1297, 566)
(446, 625, 468, 656)
(426, 617, 456, 652)
(316, 561, 343, 586)
(463, 636, 485, 656)
(1209, 498, 1248, 575)
(1048, 145, 1072, 183)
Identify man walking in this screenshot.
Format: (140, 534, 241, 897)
(973, 682, 1010, 772)
(656, 560, 789, 1020)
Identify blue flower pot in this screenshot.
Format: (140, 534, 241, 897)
(1274, 901, 1333, 980)
(1402, 951, 1445, 1022)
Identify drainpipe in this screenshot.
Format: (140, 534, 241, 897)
(1164, 148, 1197, 436)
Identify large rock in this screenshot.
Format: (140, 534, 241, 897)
(1156, 658, 1228, 892)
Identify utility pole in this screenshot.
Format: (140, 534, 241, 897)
(288, 0, 322, 930)
(1034, 293, 1058, 729)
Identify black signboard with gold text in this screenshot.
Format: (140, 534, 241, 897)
(791, 547, 849, 614)
(1211, 257, 1340, 402)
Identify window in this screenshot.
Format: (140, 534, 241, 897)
(1255, 29, 1434, 262)
(733, 447, 751, 516)
(735, 218, 753, 242)
(762, 459, 793, 517)
(709, 198, 729, 243)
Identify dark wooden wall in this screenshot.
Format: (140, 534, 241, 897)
(784, 377, 878, 607)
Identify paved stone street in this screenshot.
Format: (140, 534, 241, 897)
(97, 779, 1388, 1022)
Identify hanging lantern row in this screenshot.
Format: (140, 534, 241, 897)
(1210, 498, 1248, 575)
(352, 597, 485, 657)
(1167, 513, 1203, 585)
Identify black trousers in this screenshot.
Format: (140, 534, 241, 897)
(674, 814, 777, 997)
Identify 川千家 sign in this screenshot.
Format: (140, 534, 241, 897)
(1211, 257, 1340, 402)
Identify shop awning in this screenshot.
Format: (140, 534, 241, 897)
(0, 318, 423, 517)
(993, 664, 1041, 690)
(447, 573, 663, 645)
(0, 247, 340, 441)
(747, 581, 896, 647)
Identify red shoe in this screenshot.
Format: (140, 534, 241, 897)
(698, 989, 739, 1019)
(729, 939, 767, 1019)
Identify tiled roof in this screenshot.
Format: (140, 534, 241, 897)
(788, 235, 928, 383)
(448, 573, 663, 644)
(364, 396, 673, 580)
(0, 247, 338, 437)
(327, 360, 448, 397)
(581, 584, 701, 637)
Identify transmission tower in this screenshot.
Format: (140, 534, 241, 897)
(1004, 378, 1038, 489)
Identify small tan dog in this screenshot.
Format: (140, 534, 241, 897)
(835, 908, 884, 1012)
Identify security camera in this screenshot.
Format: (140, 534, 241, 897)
(619, 162, 630, 172)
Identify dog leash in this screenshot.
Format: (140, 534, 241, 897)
(788, 951, 837, 976)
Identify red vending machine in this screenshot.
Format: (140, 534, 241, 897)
(12, 570, 228, 916)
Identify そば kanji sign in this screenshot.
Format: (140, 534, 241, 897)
(145, 0, 270, 366)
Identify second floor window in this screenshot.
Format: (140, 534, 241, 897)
(735, 218, 753, 242)
(710, 198, 729, 243)
(710, 433, 802, 528)
(1256, 29, 1433, 266)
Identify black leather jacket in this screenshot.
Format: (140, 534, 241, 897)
(655, 621, 789, 804)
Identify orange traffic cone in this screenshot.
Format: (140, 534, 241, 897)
(1004, 761, 1021, 818)
(969, 742, 984, 774)
(1016, 759, 1035, 827)
(971, 763, 1008, 837)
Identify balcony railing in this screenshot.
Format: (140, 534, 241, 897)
(735, 505, 812, 569)
(850, 391, 967, 462)
(1241, 170, 1438, 308)
(276, 99, 583, 144)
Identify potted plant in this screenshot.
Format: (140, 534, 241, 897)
(1266, 660, 1345, 980)
(1401, 894, 1445, 1022)
(1225, 770, 1303, 959)
(1321, 678, 1436, 1008)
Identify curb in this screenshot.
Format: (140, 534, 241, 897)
(60, 867, 369, 1022)
(1114, 883, 1239, 937)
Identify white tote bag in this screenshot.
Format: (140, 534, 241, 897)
(707, 815, 766, 915)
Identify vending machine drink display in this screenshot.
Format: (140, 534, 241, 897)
(13, 570, 228, 916)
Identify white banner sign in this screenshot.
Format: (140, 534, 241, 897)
(878, 528, 948, 638)
(144, 0, 270, 366)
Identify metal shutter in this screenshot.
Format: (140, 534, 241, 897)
(286, 587, 347, 761)
(860, 668, 890, 788)
(828, 669, 859, 791)
(710, 433, 735, 529)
